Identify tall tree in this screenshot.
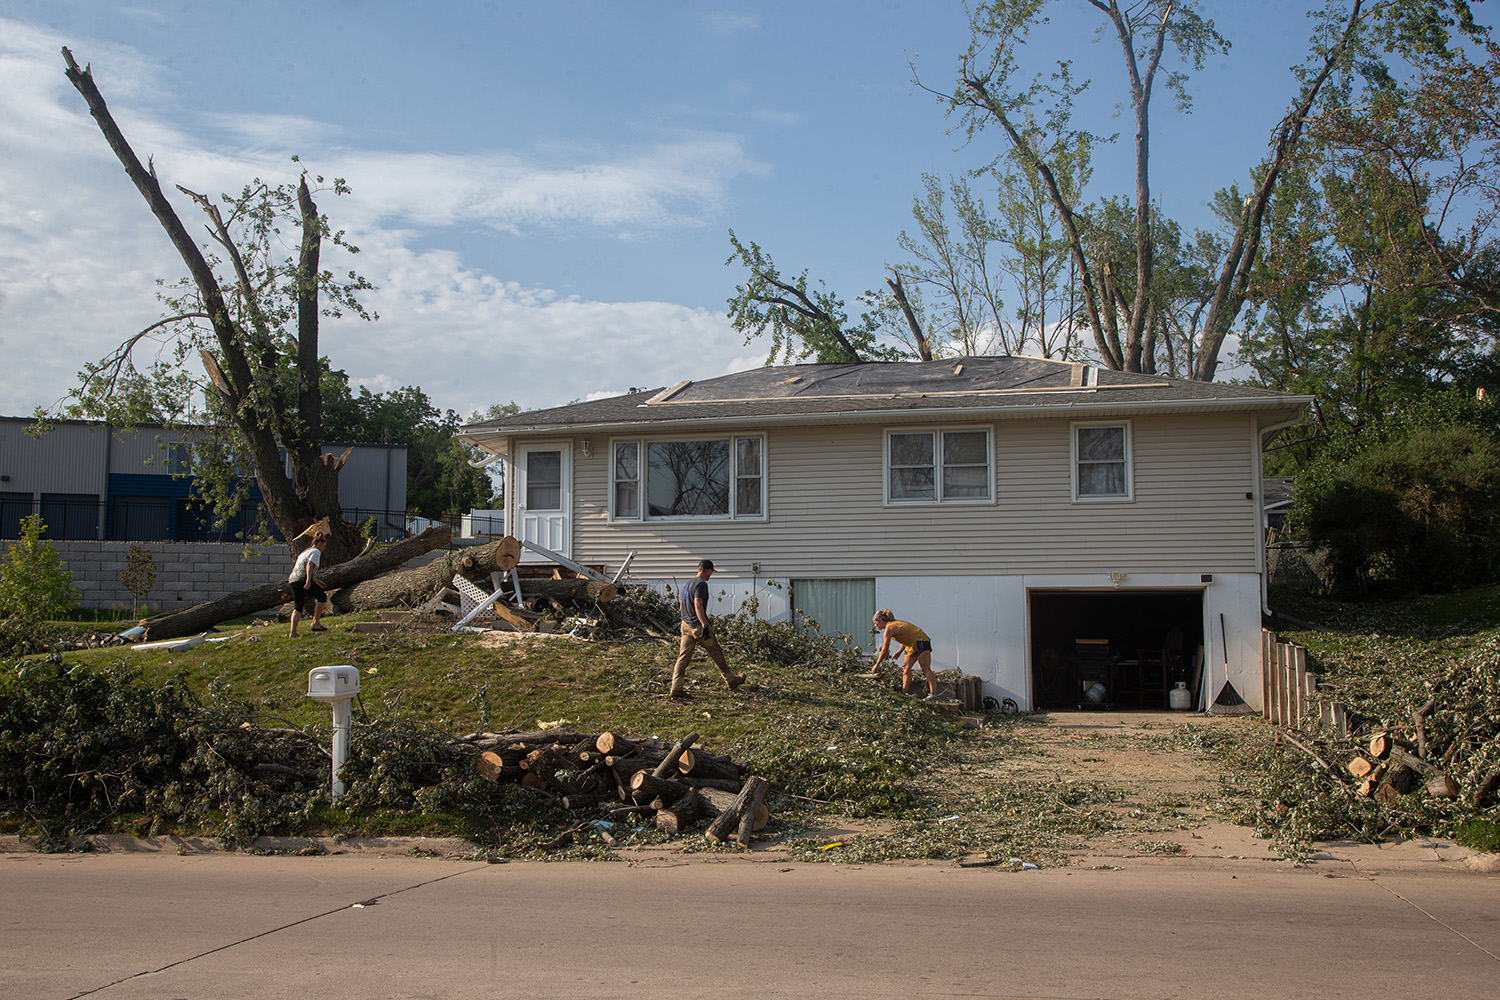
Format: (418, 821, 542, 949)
(60, 49, 375, 563)
(927, 0, 1484, 381)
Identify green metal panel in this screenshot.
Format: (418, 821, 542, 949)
(791, 578, 877, 653)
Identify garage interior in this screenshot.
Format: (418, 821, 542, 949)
(1029, 590, 1206, 710)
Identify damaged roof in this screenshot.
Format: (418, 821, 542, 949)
(459, 357, 1310, 445)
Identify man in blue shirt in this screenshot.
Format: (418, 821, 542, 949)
(670, 559, 745, 698)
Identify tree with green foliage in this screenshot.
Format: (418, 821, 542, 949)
(119, 544, 157, 618)
(0, 515, 78, 622)
(1290, 390, 1500, 595)
(925, 0, 1487, 381)
(725, 231, 919, 364)
(322, 381, 505, 520)
(59, 50, 377, 566)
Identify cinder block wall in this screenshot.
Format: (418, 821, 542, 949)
(0, 540, 450, 614)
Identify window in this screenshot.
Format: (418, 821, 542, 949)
(167, 442, 191, 475)
(613, 441, 640, 518)
(1073, 422, 1132, 500)
(886, 428, 992, 503)
(612, 436, 765, 520)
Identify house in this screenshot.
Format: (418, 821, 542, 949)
(0, 416, 408, 542)
(458, 357, 1310, 711)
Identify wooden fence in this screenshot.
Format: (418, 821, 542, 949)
(1262, 629, 1347, 735)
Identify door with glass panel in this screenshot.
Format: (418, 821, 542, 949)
(516, 444, 570, 559)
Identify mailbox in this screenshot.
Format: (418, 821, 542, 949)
(307, 665, 360, 701)
(306, 666, 361, 801)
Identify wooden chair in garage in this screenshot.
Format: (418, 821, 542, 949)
(1138, 626, 1185, 708)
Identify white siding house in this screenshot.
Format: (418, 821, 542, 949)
(459, 358, 1309, 712)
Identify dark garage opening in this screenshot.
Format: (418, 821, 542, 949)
(1030, 590, 1205, 710)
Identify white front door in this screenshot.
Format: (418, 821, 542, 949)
(516, 443, 570, 559)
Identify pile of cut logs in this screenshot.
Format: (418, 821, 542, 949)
(1346, 728, 1464, 803)
(462, 728, 772, 847)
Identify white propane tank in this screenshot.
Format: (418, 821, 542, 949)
(1169, 681, 1192, 711)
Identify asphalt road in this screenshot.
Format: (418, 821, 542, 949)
(3, 850, 1497, 1000)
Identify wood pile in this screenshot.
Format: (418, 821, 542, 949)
(1345, 725, 1465, 803)
(460, 728, 773, 847)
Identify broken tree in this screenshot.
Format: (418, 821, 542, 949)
(139, 525, 451, 639)
(332, 536, 522, 613)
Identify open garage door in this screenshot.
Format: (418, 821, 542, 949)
(1030, 590, 1205, 710)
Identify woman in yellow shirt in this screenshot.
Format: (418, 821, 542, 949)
(871, 608, 939, 700)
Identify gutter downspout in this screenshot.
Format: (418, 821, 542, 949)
(1257, 412, 1303, 619)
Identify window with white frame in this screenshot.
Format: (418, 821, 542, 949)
(611, 436, 765, 520)
(886, 428, 992, 503)
(1073, 422, 1132, 500)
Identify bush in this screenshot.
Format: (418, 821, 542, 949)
(0, 515, 78, 621)
(1294, 421, 1500, 595)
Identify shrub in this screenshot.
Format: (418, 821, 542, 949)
(0, 515, 78, 621)
(1293, 422, 1500, 595)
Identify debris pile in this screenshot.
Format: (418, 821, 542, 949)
(462, 728, 771, 847)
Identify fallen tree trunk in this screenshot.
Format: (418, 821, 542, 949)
(332, 536, 521, 613)
(513, 578, 618, 605)
(140, 525, 452, 640)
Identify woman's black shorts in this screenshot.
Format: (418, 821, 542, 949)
(293, 582, 327, 612)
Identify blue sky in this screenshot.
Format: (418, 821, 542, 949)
(0, 1, 1451, 420)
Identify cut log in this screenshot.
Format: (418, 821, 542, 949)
(596, 732, 646, 756)
(735, 777, 771, 848)
(562, 789, 610, 811)
(1374, 764, 1417, 803)
(509, 577, 618, 605)
(334, 535, 521, 613)
(1474, 769, 1500, 806)
(677, 748, 748, 782)
(1387, 746, 1439, 777)
(1347, 756, 1375, 779)
(655, 789, 710, 835)
(651, 732, 699, 779)
(630, 771, 690, 806)
(138, 525, 452, 639)
(705, 775, 769, 845)
(1368, 731, 1392, 760)
(487, 600, 539, 632)
(476, 750, 524, 782)
(1424, 774, 1460, 800)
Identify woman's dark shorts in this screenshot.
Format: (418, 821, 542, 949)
(293, 582, 327, 612)
(904, 640, 933, 656)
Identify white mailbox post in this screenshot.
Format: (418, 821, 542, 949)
(306, 666, 360, 800)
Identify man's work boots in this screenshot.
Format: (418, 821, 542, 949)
(725, 673, 746, 691)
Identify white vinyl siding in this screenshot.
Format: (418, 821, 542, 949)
(570, 414, 1261, 578)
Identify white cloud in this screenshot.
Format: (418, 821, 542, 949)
(0, 17, 760, 421)
(696, 11, 762, 38)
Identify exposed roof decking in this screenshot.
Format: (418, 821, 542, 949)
(459, 357, 1311, 444)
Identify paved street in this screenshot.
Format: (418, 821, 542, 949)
(3, 849, 1497, 999)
